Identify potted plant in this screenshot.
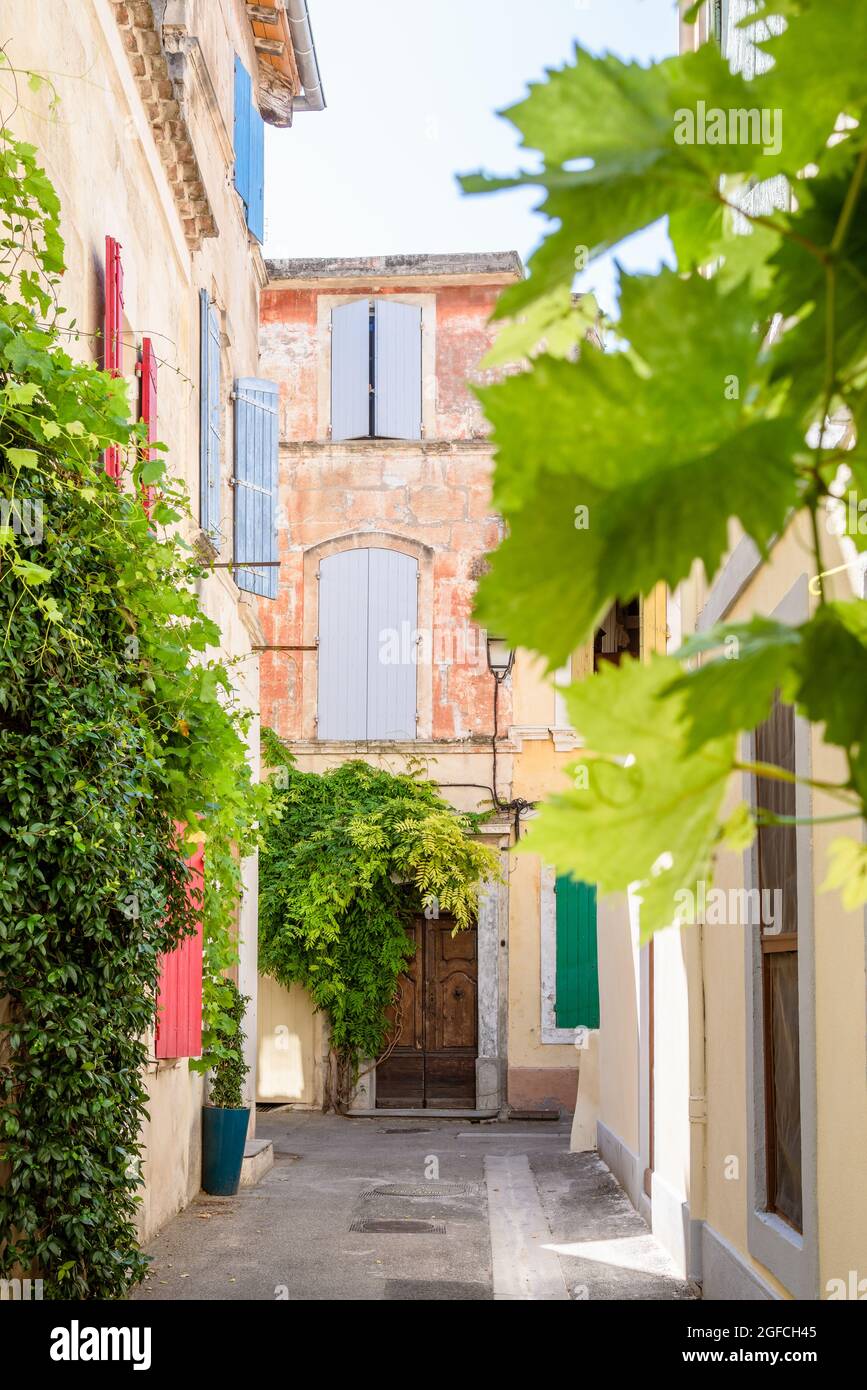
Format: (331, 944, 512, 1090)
(201, 980, 251, 1196)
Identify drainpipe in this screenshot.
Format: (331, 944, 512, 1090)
(285, 0, 326, 112)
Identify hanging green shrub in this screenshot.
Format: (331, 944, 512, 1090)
(259, 733, 501, 1110)
(0, 104, 268, 1297)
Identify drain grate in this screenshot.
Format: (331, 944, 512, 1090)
(361, 1182, 476, 1199)
(350, 1218, 446, 1234)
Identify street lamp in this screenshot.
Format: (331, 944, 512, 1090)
(486, 634, 515, 682)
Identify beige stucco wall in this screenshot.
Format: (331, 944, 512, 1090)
(4, 0, 287, 1241)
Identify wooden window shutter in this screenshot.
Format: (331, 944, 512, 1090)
(233, 55, 252, 215)
(331, 300, 371, 441)
(199, 289, 221, 547)
(366, 548, 418, 738)
(374, 300, 422, 440)
(154, 835, 204, 1060)
(138, 336, 158, 516)
(555, 875, 599, 1029)
(317, 548, 370, 739)
(233, 56, 264, 242)
(104, 235, 124, 479)
(233, 376, 279, 598)
(317, 548, 418, 740)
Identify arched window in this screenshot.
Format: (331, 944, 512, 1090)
(317, 548, 418, 740)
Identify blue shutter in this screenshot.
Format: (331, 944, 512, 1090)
(248, 104, 265, 243)
(199, 289, 221, 548)
(233, 56, 252, 216)
(234, 55, 264, 243)
(374, 300, 422, 440)
(331, 300, 371, 440)
(366, 549, 418, 739)
(317, 550, 369, 739)
(233, 377, 279, 598)
(555, 876, 599, 1029)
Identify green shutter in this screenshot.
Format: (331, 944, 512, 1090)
(555, 875, 599, 1029)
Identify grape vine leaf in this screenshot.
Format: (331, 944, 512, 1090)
(523, 655, 735, 940)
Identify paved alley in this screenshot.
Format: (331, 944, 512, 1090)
(133, 1112, 695, 1302)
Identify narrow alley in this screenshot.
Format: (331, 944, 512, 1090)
(133, 1113, 693, 1302)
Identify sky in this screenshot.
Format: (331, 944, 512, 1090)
(264, 0, 679, 313)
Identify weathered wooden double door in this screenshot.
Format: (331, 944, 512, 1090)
(376, 915, 478, 1109)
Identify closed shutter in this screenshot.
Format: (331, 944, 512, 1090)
(317, 549, 370, 738)
(233, 376, 279, 598)
(555, 875, 599, 1029)
(367, 548, 417, 738)
(104, 235, 124, 479)
(155, 837, 204, 1060)
(331, 300, 371, 441)
(199, 289, 221, 548)
(374, 299, 422, 440)
(234, 55, 264, 243)
(317, 548, 418, 740)
(139, 336, 157, 516)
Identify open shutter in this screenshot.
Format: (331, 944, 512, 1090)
(155, 837, 204, 1059)
(247, 103, 265, 243)
(139, 336, 158, 516)
(104, 235, 124, 479)
(374, 299, 422, 440)
(199, 289, 221, 547)
(233, 376, 279, 597)
(331, 300, 371, 441)
(555, 875, 599, 1029)
(366, 548, 418, 739)
(234, 55, 264, 242)
(233, 55, 252, 215)
(317, 549, 369, 738)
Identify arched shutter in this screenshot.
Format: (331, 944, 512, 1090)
(317, 548, 418, 739)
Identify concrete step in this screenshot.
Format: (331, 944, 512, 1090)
(240, 1137, 274, 1188)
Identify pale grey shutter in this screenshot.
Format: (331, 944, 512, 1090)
(317, 549, 369, 739)
(374, 300, 422, 440)
(331, 300, 371, 441)
(233, 377, 279, 598)
(366, 548, 418, 739)
(200, 290, 222, 548)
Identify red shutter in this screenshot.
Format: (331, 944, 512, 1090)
(155, 835, 204, 1060)
(139, 336, 158, 516)
(104, 235, 124, 481)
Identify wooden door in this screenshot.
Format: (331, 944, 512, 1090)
(376, 916, 477, 1109)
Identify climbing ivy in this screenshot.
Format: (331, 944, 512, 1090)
(462, 0, 867, 935)
(207, 981, 250, 1110)
(0, 99, 268, 1295)
(259, 735, 500, 1109)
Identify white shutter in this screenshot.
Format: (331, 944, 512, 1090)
(317, 549, 369, 739)
(366, 548, 418, 739)
(233, 377, 279, 598)
(331, 300, 371, 441)
(374, 300, 422, 440)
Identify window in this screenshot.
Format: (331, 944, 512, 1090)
(317, 547, 418, 740)
(233, 376, 279, 598)
(755, 693, 802, 1231)
(233, 55, 265, 243)
(331, 299, 422, 441)
(555, 874, 599, 1029)
(199, 289, 222, 548)
(594, 598, 641, 670)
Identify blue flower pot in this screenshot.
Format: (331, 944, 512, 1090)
(201, 1105, 250, 1196)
